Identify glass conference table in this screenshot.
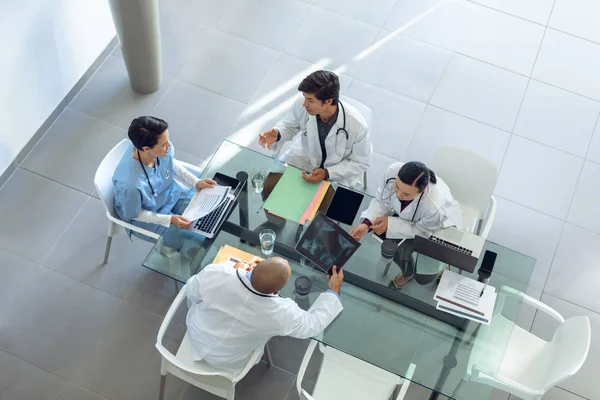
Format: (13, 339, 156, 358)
(143, 140, 535, 400)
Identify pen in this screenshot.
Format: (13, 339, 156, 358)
(479, 281, 488, 297)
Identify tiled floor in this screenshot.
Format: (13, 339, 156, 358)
(0, 0, 596, 399)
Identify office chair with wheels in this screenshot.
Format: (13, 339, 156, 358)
(94, 139, 203, 263)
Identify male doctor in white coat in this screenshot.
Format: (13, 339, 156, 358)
(350, 161, 462, 289)
(186, 257, 344, 374)
(258, 70, 372, 187)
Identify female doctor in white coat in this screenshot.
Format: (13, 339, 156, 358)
(349, 161, 463, 289)
(258, 70, 372, 187)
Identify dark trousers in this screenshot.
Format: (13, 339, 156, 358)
(393, 239, 439, 285)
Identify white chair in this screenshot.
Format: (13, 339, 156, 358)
(156, 285, 268, 400)
(296, 339, 415, 400)
(94, 139, 203, 263)
(340, 95, 372, 191)
(454, 287, 591, 400)
(428, 146, 498, 238)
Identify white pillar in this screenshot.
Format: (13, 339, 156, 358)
(108, 0, 162, 94)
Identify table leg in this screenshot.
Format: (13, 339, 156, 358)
(236, 172, 249, 243)
(429, 321, 469, 400)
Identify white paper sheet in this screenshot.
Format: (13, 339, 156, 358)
(182, 186, 230, 221)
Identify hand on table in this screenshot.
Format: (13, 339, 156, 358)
(328, 266, 344, 294)
(258, 128, 279, 150)
(372, 217, 388, 236)
(196, 178, 216, 191)
(302, 168, 327, 183)
(171, 215, 192, 229)
(349, 223, 370, 240)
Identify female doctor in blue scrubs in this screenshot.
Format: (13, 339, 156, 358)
(112, 116, 215, 241)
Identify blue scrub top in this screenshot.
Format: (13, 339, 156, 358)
(112, 142, 188, 236)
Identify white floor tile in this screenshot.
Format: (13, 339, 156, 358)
(586, 121, 600, 164)
(69, 55, 175, 130)
(495, 136, 583, 219)
(456, 6, 545, 75)
(514, 80, 600, 157)
(567, 161, 600, 234)
(430, 54, 528, 130)
(350, 30, 452, 102)
(521, 387, 586, 400)
(472, 0, 554, 25)
(285, 7, 380, 66)
(313, 0, 397, 27)
(487, 197, 563, 290)
(158, 0, 233, 28)
(533, 29, 600, 101)
(403, 105, 510, 168)
(216, 0, 310, 51)
(364, 152, 400, 196)
(384, 0, 475, 51)
(153, 80, 246, 159)
(549, 0, 600, 44)
(179, 29, 279, 103)
(531, 292, 599, 399)
(345, 80, 426, 159)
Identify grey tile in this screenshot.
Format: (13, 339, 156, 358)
(58, 384, 107, 400)
(236, 361, 296, 400)
(179, 29, 279, 103)
(43, 197, 153, 299)
(285, 7, 380, 66)
(545, 223, 600, 314)
(21, 108, 125, 195)
(285, 379, 314, 400)
(215, 0, 310, 51)
(0, 259, 121, 380)
(0, 350, 66, 400)
(124, 267, 185, 320)
(531, 293, 597, 399)
(69, 54, 175, 129)
(512, 387, 585, 400)
(0, 168, 88, 263)
(72, 301, 187, 400)
(265, 336, 323, 382)
(153, 80, 246, 160)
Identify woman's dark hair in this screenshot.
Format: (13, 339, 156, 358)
(298, 70, 340, 106)
(128, 116, 168, 150)
(397, 161, 437, 192)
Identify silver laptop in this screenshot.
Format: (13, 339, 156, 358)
(414, 227, 485, 273)
(190, 192, 236, 239)
(430, 227, 484, 258)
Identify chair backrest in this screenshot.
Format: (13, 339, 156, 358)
(542, 316, 591, 391)
(301, 389, 316, 400)
(340, 95, 372, 128)
(428, 146, 498, 221)
(94, 139, 131, 219)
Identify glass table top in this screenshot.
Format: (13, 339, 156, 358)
(142, 140, 536, 399)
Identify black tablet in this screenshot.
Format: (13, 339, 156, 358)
(325, 186, 364, 225)
(295, 212, 361, 274)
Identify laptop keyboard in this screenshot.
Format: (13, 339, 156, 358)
(194, 197, 233, 235)
(429, 235, 473, 256)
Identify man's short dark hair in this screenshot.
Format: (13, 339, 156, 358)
(298, 70, 340, 106)
(128, 116, 168, 150)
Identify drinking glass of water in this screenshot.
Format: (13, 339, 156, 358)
(251, 168, 266, 193)
(259, 229, 276, 257)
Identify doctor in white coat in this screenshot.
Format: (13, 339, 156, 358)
(186, 257, 344, 374)
(258, 70, 371, 187)
(349, 161, 462, 288)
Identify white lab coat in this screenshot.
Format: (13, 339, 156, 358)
(185, 263, 343, 374)
(272, 95, 372, 186)
(361, 162, 463, 239)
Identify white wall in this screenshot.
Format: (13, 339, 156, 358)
(0, 0, 116, 176)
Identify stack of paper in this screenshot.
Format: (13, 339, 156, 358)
(263, 168, 330, 225)
(434, 269, 497, 325)
(182, 185, 230, 221)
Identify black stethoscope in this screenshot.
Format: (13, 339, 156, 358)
(380, 177, 425, 223)
(303, 101, 349, 157)
(236, 269, 280, 298)
(137, 149, 169, 197)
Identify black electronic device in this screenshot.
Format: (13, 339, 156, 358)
(477, 250, 497, 281)
(213, 172, 241, 190)
(295, 212, 361, 274)
(325, 186, 364, 225)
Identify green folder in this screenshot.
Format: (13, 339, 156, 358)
(263, 167, 321, 223)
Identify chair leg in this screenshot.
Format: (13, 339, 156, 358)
(265, 342, 274, 367)
(158, 374, 167, 400)
(363, 171, 367, 190)
(103, 236, 113, 265)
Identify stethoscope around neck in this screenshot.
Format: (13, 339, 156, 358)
(303, 101, 349, 157)
(380, 177, 424, 223)
(137, 149, 164, 197)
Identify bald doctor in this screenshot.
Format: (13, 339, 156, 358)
(186, 257, 344, 373)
